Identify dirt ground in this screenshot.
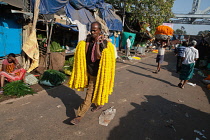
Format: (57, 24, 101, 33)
(0, 50, 210, 140)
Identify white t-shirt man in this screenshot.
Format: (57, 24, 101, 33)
(181, 46, 199, 64)
(126, 38, 131, 48)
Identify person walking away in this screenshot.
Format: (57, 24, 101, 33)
(126, 36, 132, 57)
(69, 22, 116, 125)
(175, 41, 187, 73)
(178, 40, 199, 89)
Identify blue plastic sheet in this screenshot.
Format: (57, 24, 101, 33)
(30, 0, 122, 31)
(30, 0, 69, 14)
(69, 0, 104, 10)
(99, 3, 122, 31)
(65, 3, 96, 29)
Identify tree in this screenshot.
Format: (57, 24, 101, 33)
(197, 30, 209, 36)
(105, 0, 175, 34)
(174, 29, 187, 35)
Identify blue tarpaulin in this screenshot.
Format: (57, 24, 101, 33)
(65, 3, 96, 28)
(30, 0, 122, 31)
(30, 0, 69, 14)
(69, 0, 104, 10)
(99, 3, 122, 31)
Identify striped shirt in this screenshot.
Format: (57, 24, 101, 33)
(177, 46, 186, 56)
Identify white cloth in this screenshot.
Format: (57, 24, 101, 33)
(158, 47, 165, 55)
(181, 46, 199, 64)
(126, 38, 131, 48)
(74, 20, 87, 41)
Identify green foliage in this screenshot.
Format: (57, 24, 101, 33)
(174, 29, 187, 35)
(40, 69, 67, 86)
(64, 57, 74, 70)
(50, 41, 65, 52)
(3, 81, 35, 97)
(197, 30, 209, 36)
(105, 0, 175, 34)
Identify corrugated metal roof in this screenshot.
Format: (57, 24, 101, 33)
(0, 0, 24, 9)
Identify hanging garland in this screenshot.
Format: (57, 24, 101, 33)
(68, 40, 116, 105)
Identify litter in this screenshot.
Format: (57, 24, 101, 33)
(197, 71, 206, 78)
(178, 99, 184, 103)
(194, 130, 207, 139)
(187, 82, 196, 87)
(185, 112, 189, 118)
(99, 106, 116, 126)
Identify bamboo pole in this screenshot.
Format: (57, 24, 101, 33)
(32, 0, 41, 31)
(45, 20, 54, 69)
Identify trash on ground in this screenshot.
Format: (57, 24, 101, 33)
(187, 82, 196, 87)
(198, 71, 206, 78)
(202, 79, 210, 84)
(185, 112, 189, 118)
(165, 119, 176, 132)
(178, 99, 184, 103)
(194, 130, 207, 139)
(57, 105, 62, 108)
(99, 106, 116, 126)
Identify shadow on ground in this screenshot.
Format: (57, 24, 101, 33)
(163, 52, 210, 104)
(44, 85, 83, 124)
(108, 95, 210, 140)
(127, 69, 177, 87)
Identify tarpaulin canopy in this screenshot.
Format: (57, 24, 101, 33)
(99, 3, 122, 31)
(69, 0, 104, 10)
(0, 0, 24, 8)
(30, 0, 69, 14)
(30, 0, 123, 31)
(65, 3, 95, 29)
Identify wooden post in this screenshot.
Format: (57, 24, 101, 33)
(32, 0, 40, 31)
(45, 20, 54, 69)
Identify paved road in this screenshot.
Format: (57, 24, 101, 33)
(0, 52, 210, 140)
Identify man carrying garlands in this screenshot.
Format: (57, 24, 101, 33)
(69, 22, 116, 125)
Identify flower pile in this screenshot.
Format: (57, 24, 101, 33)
(69, 41, 116, 105)
(154, 25, 173, 40)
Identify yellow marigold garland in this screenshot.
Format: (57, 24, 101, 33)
(69, 41, 116, 105)
(154, 25, 173, 36)
(69, 41, 88, 91)
(91, 42, 116, 105)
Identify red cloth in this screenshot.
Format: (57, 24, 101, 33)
(0, 68, 26, 82)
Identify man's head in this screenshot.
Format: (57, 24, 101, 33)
(189, 40, 197, 47)
(7, 53, 16, 63)
(182, 41, 188, 47)
(129, 36, 132, 39)
(90, 22, 102, 39)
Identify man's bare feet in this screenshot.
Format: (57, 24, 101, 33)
(70, 116, 81, 125)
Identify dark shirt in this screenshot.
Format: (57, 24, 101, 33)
(86, 40, 107, 76)
(176, 46, 186, 56)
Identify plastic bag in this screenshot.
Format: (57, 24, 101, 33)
(25, 74, 38, 85)
(99, 106, 116, 126)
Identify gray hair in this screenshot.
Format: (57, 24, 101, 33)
(191, 40, 197, 46)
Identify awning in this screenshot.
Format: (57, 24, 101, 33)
(0, 0, 24, 9)
(30, 0, 123, 31)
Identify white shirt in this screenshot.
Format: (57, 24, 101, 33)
(126, 38, 131, 48)
(181, 46, 199, 64)
(158, 46, 165, 55)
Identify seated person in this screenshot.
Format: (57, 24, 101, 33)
(0, 53, 26, 94)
